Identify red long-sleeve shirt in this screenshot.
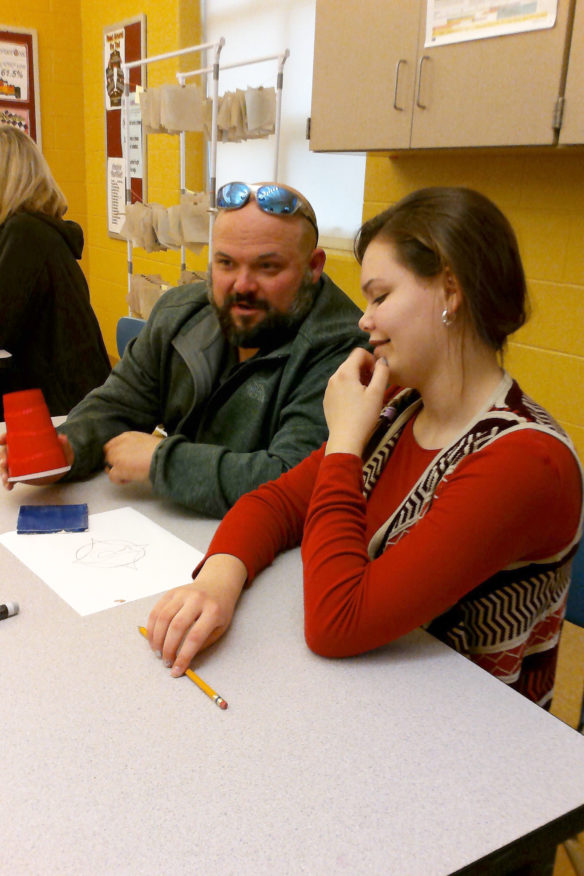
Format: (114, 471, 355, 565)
(206, 412, 581, 661)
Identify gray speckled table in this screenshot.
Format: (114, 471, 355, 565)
(1, 471, 584, 876)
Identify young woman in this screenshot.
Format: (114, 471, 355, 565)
(0, 126, 110, 419)
(146, 187, 583, 707)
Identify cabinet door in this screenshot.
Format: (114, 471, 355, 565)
(310, 0, 420, 151)
(410, 0, 574, 148)
(559, 0, 584, 143)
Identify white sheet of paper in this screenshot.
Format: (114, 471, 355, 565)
(0, 507, 203, 616)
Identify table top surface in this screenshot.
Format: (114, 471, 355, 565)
(2, 472, 584, 876)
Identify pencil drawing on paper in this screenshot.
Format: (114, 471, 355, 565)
(74, 538, 147, 570)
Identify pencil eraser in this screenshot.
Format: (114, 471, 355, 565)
(5, 601, 19, 617)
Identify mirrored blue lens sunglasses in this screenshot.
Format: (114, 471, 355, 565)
(216, 182, 319, 243)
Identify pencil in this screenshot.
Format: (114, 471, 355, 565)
(137, 626, 228, 710)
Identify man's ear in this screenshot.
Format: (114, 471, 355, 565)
(308, 247, 326, 284)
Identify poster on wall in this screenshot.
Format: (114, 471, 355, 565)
(0, 26, 40, 144)
(107, 157, 126, 235)
(104, 16, 146, 238)
(425, 0, 558, 47)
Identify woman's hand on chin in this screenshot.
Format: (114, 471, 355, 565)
(324, 348, 389, 457)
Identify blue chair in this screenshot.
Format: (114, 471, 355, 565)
(567, 540, 584, 627)
(566, 539, 584, 733)
(116, 316, 146, 358)
(563, 540, 584, 876)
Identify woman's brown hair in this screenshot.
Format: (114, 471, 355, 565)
(354, 187, 528, 351)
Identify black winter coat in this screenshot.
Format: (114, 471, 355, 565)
(0, 211, 111, 419)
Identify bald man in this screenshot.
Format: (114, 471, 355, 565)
(1, 182, 366, 517)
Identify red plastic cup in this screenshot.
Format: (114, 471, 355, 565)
(3, 389, 70, 481)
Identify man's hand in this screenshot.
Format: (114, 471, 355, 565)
(323, 348, 389, 458)
(0, 432, 74, 490)
(146, 554, 248, 676)
(103, 431, 162, 484)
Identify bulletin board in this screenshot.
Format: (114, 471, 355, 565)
(104, 15, 147, 238)
(0, 26, 41, 144)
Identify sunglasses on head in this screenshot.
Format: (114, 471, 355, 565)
(216, 182, 319, 243)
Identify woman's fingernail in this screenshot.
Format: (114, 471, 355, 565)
(170, 665, 182, 678)
(155, 650, 162, 659)
(164, 659, 172, 668)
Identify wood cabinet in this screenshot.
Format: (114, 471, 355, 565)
(310, 0, 578, 151)
(559, 0, 584, 143)
(310, 0, 420, 150)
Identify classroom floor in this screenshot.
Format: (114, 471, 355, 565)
(550, 621, 584, 876)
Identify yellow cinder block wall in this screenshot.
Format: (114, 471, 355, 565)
(326, 149, 584, 463)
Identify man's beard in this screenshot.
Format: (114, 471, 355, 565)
(210, 271, 317, 351)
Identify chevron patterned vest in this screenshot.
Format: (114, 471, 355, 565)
(362, 373, 583, 707)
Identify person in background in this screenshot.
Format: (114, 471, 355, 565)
(146, 186, 582, 710)
(0, 126, 111, 421)
(1, 181, 367, 516)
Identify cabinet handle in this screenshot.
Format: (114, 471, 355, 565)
(393, 59, 407, 111)
(416, 55, 430, 109)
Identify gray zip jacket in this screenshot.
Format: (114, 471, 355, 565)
(59, 276, 367, 517)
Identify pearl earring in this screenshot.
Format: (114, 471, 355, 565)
(442, 308, 454, 327)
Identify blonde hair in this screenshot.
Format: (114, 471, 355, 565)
(0, 126, 68, 225)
